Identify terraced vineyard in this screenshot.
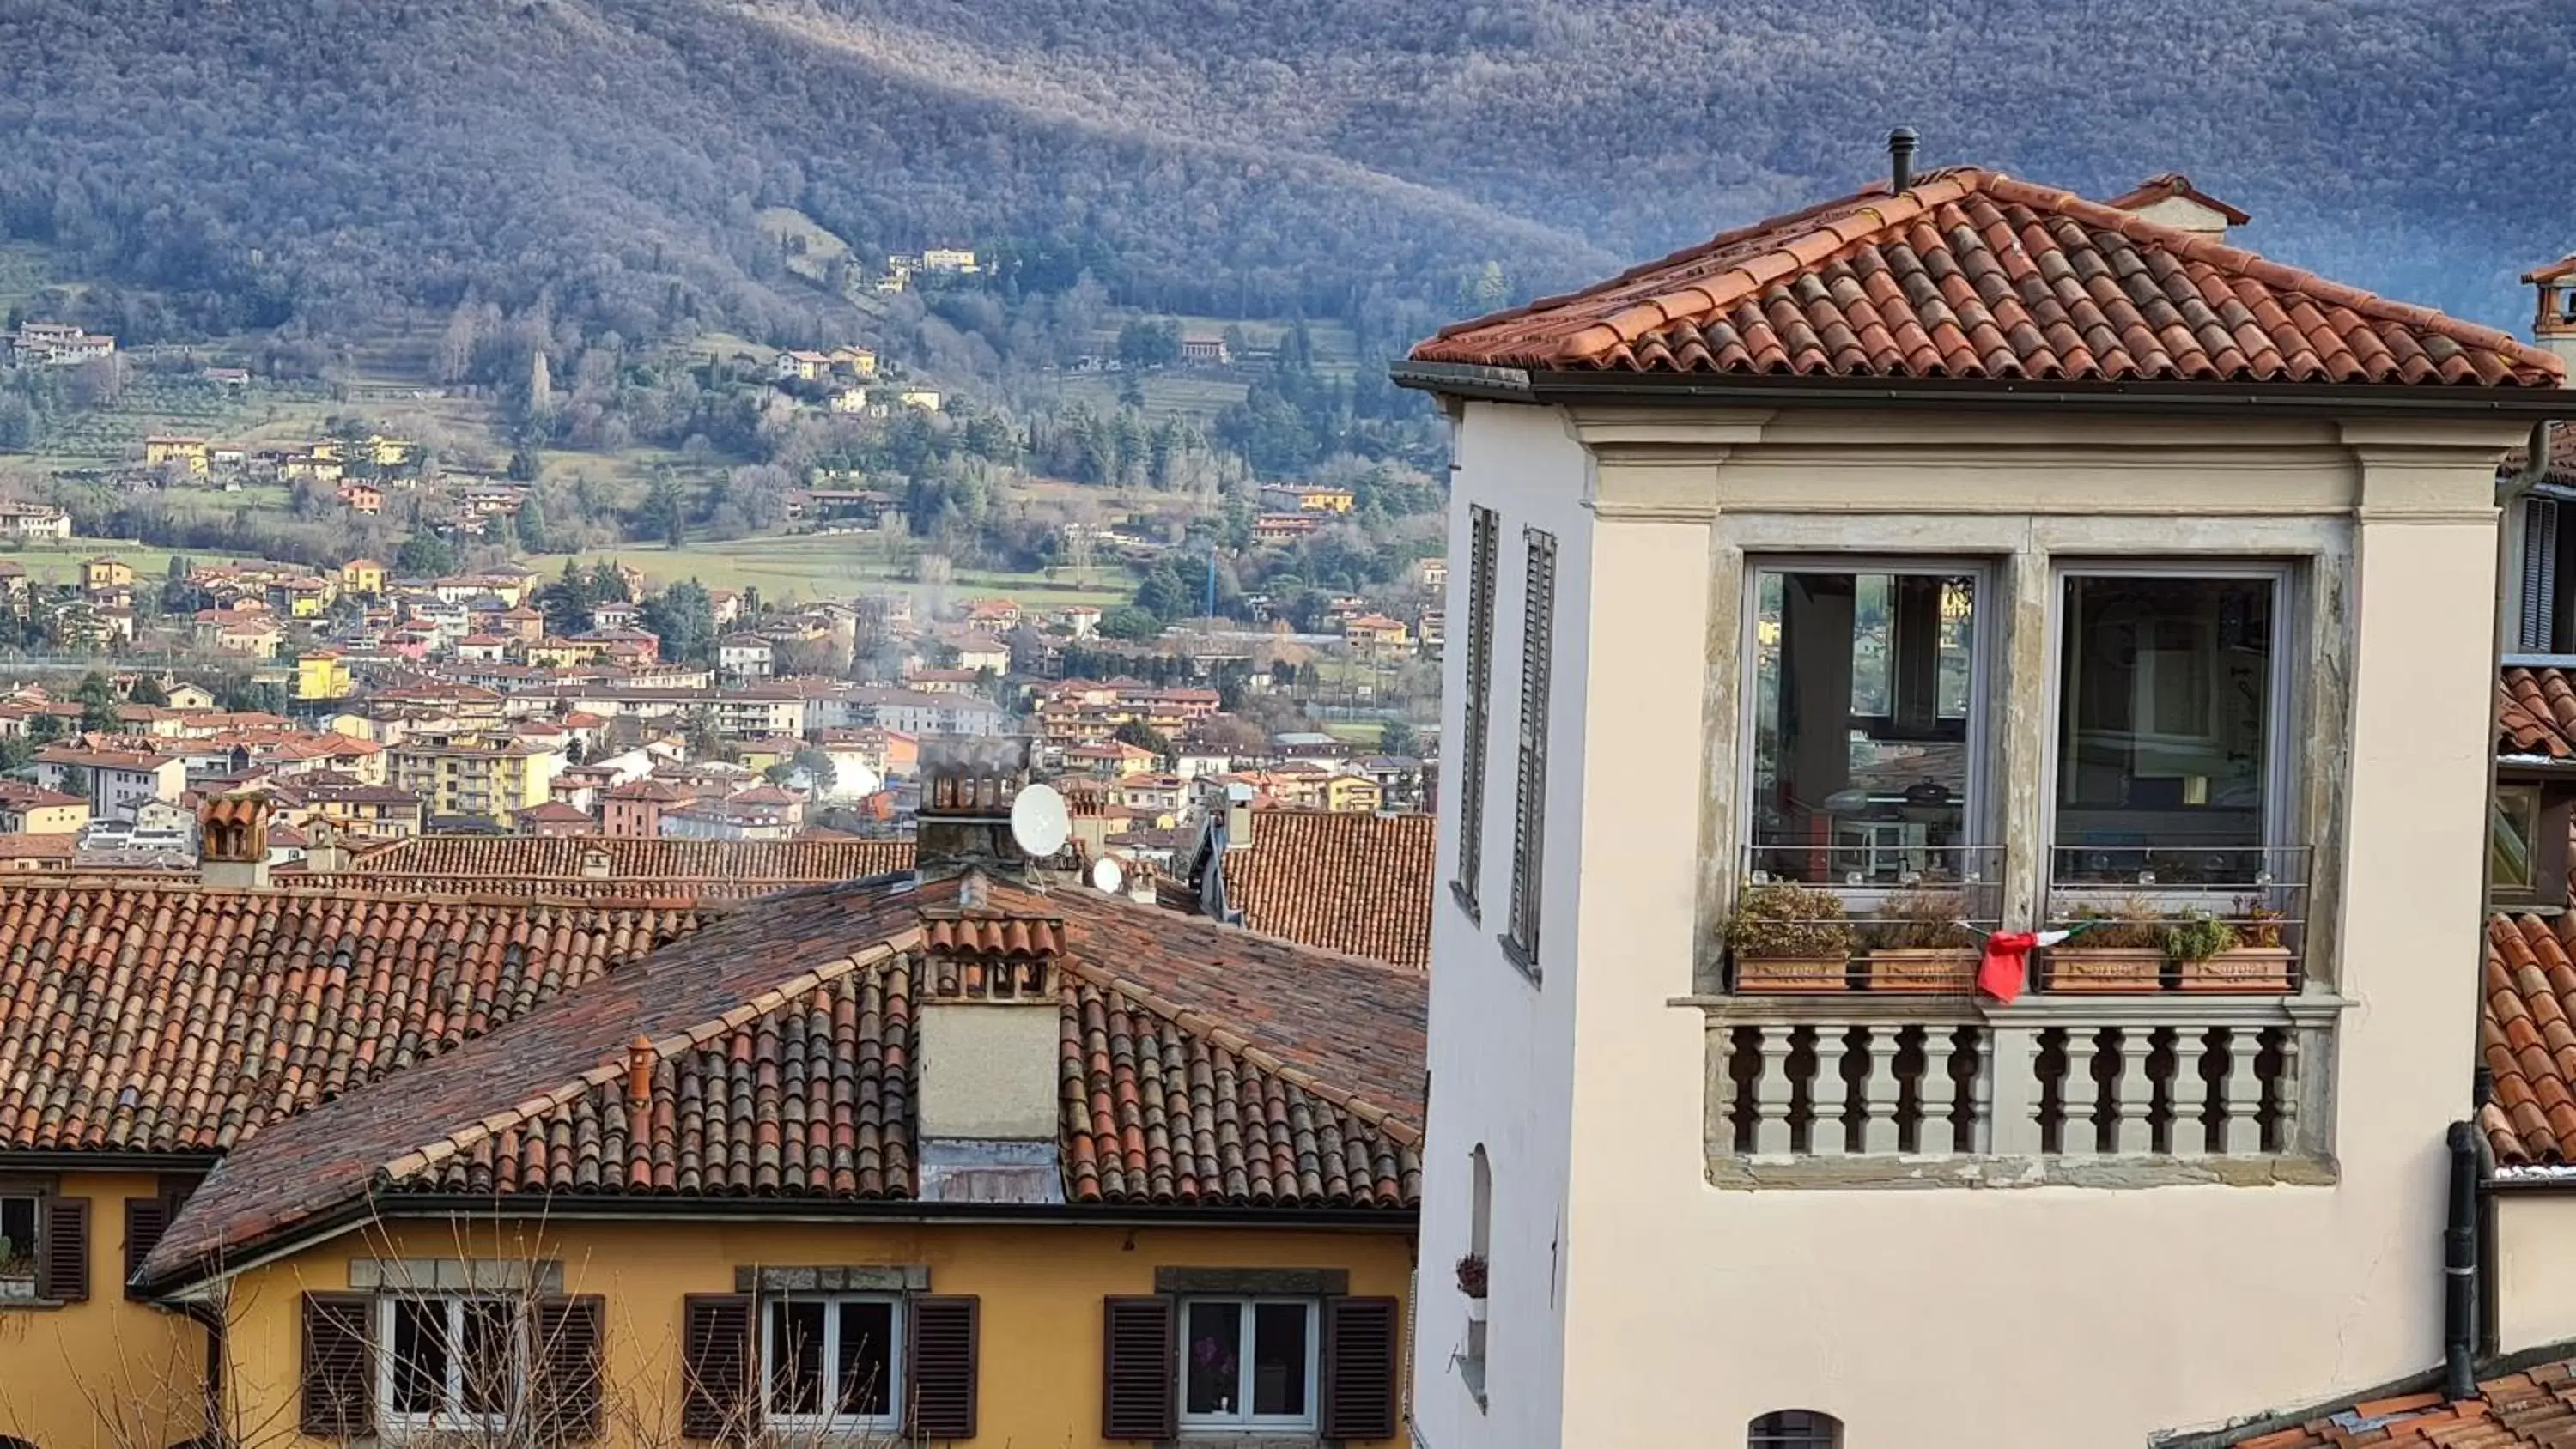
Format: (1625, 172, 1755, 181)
(35, 372, 332, 463)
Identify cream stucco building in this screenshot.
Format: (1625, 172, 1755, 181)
(1397, 155, 2574, 1447)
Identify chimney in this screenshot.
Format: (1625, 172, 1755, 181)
(1224, 779, 1254, 850)
(914, 910, 1066, 1204)
(301, 818, 352, 875)
(625, 1034, 655, 1109)
(1066, 785, 1111, 864)
(914, 737, 1034, 876)
(1887, 126, 1918, 193)
(197, 793, 270, 889)
(2527, 258, 2576, 381)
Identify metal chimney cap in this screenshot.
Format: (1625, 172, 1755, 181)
(1887, 127, 1920, 192)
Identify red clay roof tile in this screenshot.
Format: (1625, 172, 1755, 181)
(1414, 168, 2560, 388)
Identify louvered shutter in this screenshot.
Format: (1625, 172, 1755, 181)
(1507, 530, 1558, 959)
(679, 1293, 756, 1441)
(1320, 1295, 1400, 1440)
(906, 1294, 980, 1440)
(2526, 497, 2561, 652)
(300, 1292, 375, 1438)
(38, 1197, 88, 1302)
(123, 1196, 168, 1295)
(1455, 506, 1502, 908)
(535, 1294, 606, 1440)
(1100, 1295, 1176, 1440)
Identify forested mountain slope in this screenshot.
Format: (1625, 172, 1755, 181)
(0, 0, 2566, 343)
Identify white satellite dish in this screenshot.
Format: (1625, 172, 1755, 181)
(1010, 782, 1071, 859)
(1091, 858, 1126, 894)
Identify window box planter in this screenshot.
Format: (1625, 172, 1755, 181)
(1733, 955, 1855, 992)
(1863, 948, 1981, 993)
(2041, 945, 2167, 992)
(2177, 944, 2294, 993)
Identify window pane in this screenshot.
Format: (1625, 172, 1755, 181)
(769, 1300, 828, 1416)
(835, 1300, 895, 1416)
(459, 1299, 514, 1416)
(0, 1197, 34, 1280)
(1183, 1300, 1242, 1417)
(1751, 569, 1976, 882)
(2494, 786, 2542, 891)
(1249, 1302, 1309, 1417)
(2055, 575, 2273, 878)
(392, 1299, 450, 1416)
(1750, 1409, 1843, 1447)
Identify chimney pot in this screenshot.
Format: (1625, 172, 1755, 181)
(626, 1034, 654, 1107)
(1887, 126, 1919, 193)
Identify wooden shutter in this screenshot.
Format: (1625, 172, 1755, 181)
(299, 1291, 375, 1438)
(2526, 497, 2562, 652)
(1100, 1295, 1176, 1440)
(1455, 505, 1501, 909)
(1321, 1295, 1400, 1441)
(535, 1294, 606, 1441)
(1507, 529, 1558, 959)
(123, 1196, 168, 1295)
(679, 1293, 756, 1441)
(38, 1196, 88, 1301)
(907, 1294, 980, 1440)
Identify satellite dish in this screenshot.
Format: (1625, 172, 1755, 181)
(1091, 858, 1126, 894)
(1010, 782, 1071, 859)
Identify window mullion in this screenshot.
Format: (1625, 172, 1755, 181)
(444, 1297, 465, 1422)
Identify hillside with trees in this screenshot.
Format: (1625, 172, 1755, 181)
(0, 0, 2567, 355)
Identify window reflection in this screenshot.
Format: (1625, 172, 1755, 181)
(1750, 569, 1977, 884)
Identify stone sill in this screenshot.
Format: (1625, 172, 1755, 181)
(1676, 991, 2351, 1028)
(1706, 1152, 2339, 1191)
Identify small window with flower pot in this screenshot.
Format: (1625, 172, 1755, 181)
(2492, 776, 2574, 911)
(2041, 566, 2306, 993)
(1456, 1145, 1492, 1405)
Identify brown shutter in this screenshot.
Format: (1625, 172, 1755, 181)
(680, 1292, 756, 1441)
(38, 1197, 88, 1301)
(535, 1294, 606, 1440)
(1101, 1294, 1176, 1440)
(1321, 1295, 1400, 1440)
(907, 1294, 979, 1440)
(300, 1291, 375, 1438)
(123, 1196, 169, 1295)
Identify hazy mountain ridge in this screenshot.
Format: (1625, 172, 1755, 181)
(0, 0, 2567, 343)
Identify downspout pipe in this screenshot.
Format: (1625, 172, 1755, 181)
(2447, 1119, 2482, 1403)
(174, 1298, 226, 1446)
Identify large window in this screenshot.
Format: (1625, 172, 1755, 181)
(764, 1294, 902, 1432)
(1747, 564, 1984, 884)
(381, 1295, 521, 1430)
(2052, 570, 2284, 883)
(1179, 1296, 1319, 1432)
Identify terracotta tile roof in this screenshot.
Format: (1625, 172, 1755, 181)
(0, 883, 706, 1154)
(1223, 812, 1437, 968)
(323, 835, 916, 900)
(2216, 1359, 2576, 1446)
(1413, 168, 2561, 387)
(142, 874, 1424, 1286)
(2482, 912, 2576, 1167)
(2501, 666, 2576, 760)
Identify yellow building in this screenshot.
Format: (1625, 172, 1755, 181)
(295, 650, 353, 702)
(339, 556, 386, 597)
(82, 555, 134, 594)
(368, 433, 416, 467)
(1321, 773, 1385, 814)
(0, 783, 1422, 1449)
(388, 736, 562, 825)
(144, 433, 211, 473)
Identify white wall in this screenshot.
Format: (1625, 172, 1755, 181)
(1424, 401, 2523, 1447)
(1416, 403, 1594, 1449)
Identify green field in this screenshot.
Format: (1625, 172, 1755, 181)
(1055, 371, 1250, 426)
(0, 540, 203, 586)
(558, 533, 1130, 609)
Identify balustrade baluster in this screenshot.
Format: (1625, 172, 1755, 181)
(2113, 1027, 2158, 1154)
(1753, 1026, 1797, 1156)
(1862, 1027, 1904, 1154)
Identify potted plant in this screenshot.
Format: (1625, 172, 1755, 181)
(1727, 881, 1857, 991)
(2043, 897, 2168, 991)
(2178, 897, 2295, 992)
(1456, 1252, 1488, 1322)
(1862, 888, 1981, 993)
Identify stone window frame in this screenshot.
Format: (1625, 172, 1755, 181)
(1697, 513, 2354, 1001)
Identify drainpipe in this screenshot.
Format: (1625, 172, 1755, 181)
(174, 1297, 227, 1445)
(2445, 1119, 2481, 1403)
